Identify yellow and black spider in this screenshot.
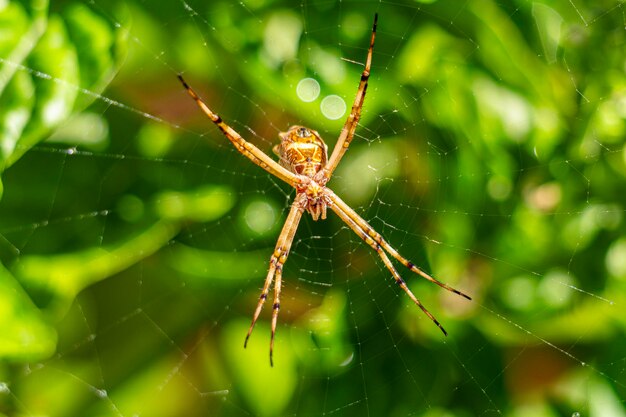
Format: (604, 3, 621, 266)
(178, 14, 471, 366)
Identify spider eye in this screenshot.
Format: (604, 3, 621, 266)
(296, 127, 310, 138)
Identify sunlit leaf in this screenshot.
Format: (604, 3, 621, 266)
(221, 320, 298, 417)
(0, 0, 126, 174)
(0, 263, 56, 360)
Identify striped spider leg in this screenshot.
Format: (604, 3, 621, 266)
(314, 14, 378, 186)
(179, 75, 309, 365)
(243, 193, 307, 366)
(179, 13, 470, 366)
(326, 190, 471, 336)
(177, 75, 302, 188)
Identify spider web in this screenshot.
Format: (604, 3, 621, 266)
(0, 0, 625, 416)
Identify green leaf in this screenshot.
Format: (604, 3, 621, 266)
(14, 220, 181, 305)
(221, 320, 298, 417)
(166, 245, 269, 284)
(0, 262, 56, 361)
(13, 184, 235, 312)
(155, 185, 236, 222)
(291, 290, 353, 371)
(0, 1, 126, 174)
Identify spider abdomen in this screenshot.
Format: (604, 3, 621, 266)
(286, 142, 324, 176)
(275, 125, 328, 178)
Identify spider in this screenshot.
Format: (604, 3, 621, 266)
(178, 13, 471, 366)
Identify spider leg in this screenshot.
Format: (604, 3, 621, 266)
(244, 260, 276, 348)
(327, 190, 471, 300)
(320, 13, 377, 183)
(329, 200, 449, 336)
(178, 75, 302, 187)
(270, 260, 283, 367)
(244, 193, 305, 366)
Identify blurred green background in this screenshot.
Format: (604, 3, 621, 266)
(1, 0, 625, 415)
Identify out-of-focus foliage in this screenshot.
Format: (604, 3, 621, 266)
(0, 0, 625, 416)
(0, 0, 126, 189)
(0, 0, 127, 359)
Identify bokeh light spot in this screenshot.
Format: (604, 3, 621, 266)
(320, 95, 346, 120)
(244, 200, 277, 235)
(296, 78, 320, 102)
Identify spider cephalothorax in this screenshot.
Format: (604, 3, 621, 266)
(295, 176, 332, 221)
(178, 13, 471, 367)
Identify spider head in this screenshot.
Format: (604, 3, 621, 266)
(279, 125, 324, 143)
(296, 126, 310, 137)
(274, 126, 329, 177)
